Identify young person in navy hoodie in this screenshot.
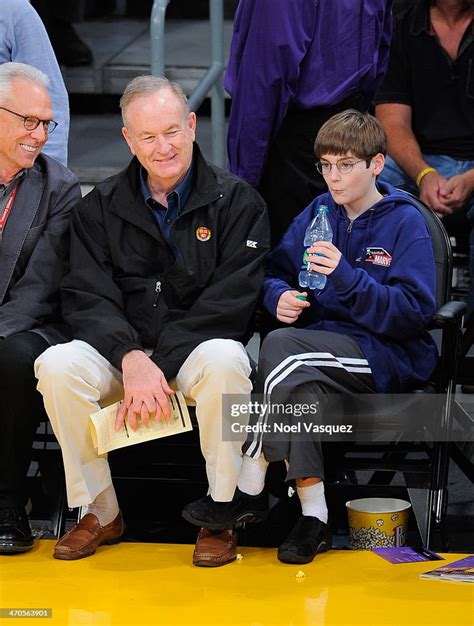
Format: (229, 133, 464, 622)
(183, 110, 438, 565)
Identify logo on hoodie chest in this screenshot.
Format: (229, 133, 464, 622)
(365, 247, 392, 267)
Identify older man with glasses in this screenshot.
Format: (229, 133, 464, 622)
(0, 105, 59, 134)
(0, 62, 80, 554)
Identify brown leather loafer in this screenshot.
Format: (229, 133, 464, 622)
(53, 512, 124, 561)
(192, 527, 237, 567)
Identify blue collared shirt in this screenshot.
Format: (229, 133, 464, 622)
(140, 162, 193, 257)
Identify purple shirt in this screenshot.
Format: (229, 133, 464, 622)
(224, 0, 393, 187)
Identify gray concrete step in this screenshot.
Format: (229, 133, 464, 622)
(63, 18, 233, 95)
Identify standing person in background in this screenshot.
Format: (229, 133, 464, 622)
(0, 0, 70, 166)
(225, 0, 393, 245)
(31, 1, 93, 68)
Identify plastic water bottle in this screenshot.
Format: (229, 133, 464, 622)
(298, 205, 332, 290)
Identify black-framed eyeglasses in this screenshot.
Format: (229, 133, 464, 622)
(315, 158, 371, 176)
(0, 106, 58, 134)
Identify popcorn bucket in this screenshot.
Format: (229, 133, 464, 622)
(346, 498, 411, 549)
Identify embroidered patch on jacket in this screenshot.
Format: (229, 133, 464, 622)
(196, 226, 211, 241)
(365, 247, 392, 267)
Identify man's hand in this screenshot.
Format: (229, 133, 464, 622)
(439, 171, 474, 211)
(276, 290, 310, 324)
(307, 241, 342, 274)
(115, 350, 174, 431)
(419, 171, 453, 216)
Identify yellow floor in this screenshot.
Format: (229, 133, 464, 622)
(0, 541, 472, 626)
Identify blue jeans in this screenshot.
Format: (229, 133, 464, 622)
(380, 154, 474, 312)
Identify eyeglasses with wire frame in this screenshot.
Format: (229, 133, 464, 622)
(315, 157, 372, 176)
(0, 105, 58, 134)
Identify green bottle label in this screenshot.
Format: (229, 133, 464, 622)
(302, 249, 310, 269)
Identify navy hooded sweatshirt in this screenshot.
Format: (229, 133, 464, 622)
(263, 183, 438, 393)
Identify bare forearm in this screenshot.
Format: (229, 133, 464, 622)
(376, 103, 427, 182)
(376, 103, 453, 214)
(386, 126, 428, 182)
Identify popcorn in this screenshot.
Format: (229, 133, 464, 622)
(349, 526, 393, 549)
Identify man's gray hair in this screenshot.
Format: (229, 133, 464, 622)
(0, 62, 49, 103)
(120, 75, 189, 125)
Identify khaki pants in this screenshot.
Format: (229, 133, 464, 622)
(35, 339, 252, 507)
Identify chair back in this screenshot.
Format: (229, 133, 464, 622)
(404, 193, 453, 308)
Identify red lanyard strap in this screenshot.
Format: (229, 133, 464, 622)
(0, 183, 19, 231)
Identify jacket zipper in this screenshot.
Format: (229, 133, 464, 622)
(153, 281, 161, 308)
(344, 220, 354, 258)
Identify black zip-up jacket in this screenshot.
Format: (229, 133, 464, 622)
(62, 145, 270, 380)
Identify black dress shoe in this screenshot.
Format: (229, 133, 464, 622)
(182, 488, 269, 530)
(278, 515, 331, 564)
(0, 506, 34, 554)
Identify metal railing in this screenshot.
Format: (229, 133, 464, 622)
(150, 0, 226, 167)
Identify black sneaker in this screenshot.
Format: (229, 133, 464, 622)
(278, 515, 331, 564)
(0, 506, 34, 554)
(182, 488, 269, 530)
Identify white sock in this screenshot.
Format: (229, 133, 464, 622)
(297, 482, 328, 523)
(237, 454, 269, 496)
(84, 484, 119, 526)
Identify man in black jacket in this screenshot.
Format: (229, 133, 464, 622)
(35, 76, 270, 566)
(0, 62, 80, 554)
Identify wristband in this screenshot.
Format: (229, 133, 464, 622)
(416, 167, 437, 188)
